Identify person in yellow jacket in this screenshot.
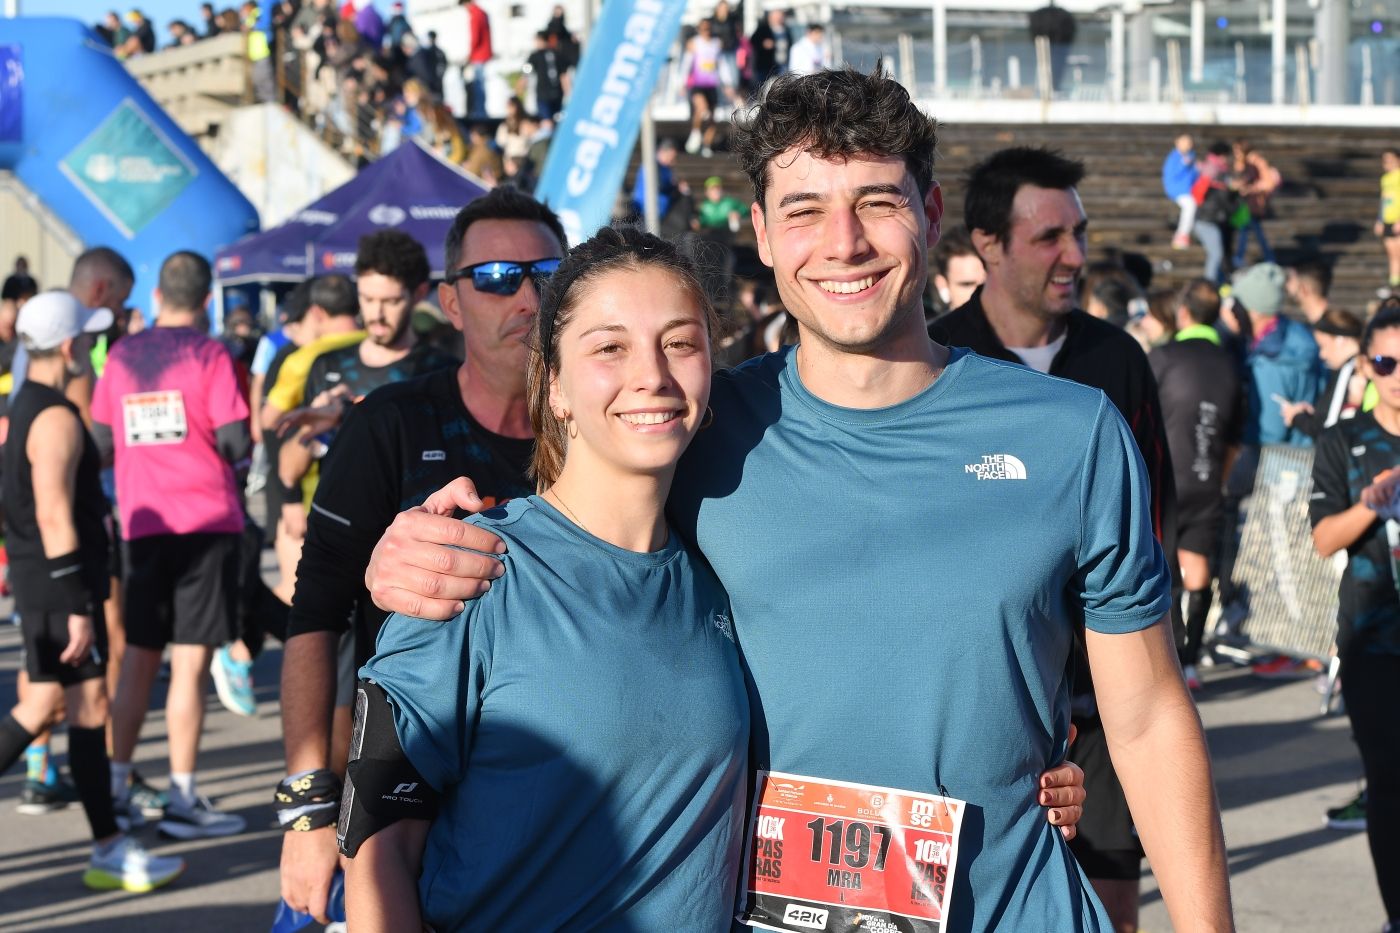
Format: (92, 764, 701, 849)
(1376, 147, 1400, 295)
(259, 275, 363, 604)
(244, 2, 276, 103)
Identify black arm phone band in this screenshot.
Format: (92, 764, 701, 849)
(338, 677, 440, 857)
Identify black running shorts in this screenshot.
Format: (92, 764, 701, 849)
(124, 533, 239, 649)
(1067, 712, 1144, 881)
(20, 603, 108, 686)
(1176, 492, 1225, 559)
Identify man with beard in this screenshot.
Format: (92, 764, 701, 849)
(275, 231, 457, 544)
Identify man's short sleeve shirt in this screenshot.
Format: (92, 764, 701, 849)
(90, 327, 249, 539)
(264, 330, 365, 413)
(670, 346, 1170, 932)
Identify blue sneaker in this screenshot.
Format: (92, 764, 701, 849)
(210, 644, 256, 717)
(17, 777, 79, 815)
(128, 770, 169, 817)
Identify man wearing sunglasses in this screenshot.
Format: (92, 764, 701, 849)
(276, 188, 566, 925)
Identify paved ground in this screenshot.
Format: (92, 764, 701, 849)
(0, 613, 1384, 931)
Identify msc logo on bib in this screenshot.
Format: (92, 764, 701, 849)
(781, 904, 828, 930)
(964, 453, 1027, 480)
(910, 798, 939, 827)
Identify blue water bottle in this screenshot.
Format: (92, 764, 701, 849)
(270, 868, 346, 932)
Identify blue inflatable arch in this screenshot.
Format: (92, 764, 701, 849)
(0, 18, 258, 316)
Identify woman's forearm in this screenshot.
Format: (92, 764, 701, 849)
(345, 821, 430, 933)
(346, 854, 422, 932)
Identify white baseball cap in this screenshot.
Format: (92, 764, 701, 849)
(16, 292, 115, 351)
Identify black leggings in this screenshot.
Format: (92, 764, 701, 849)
(1340, 644, 1400, 921)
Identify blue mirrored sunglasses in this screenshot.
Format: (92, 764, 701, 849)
(443, 257, 563, 295)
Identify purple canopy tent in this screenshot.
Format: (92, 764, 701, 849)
(214, 140, 490, 285)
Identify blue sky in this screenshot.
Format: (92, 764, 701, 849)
(29, 1, 203, 30)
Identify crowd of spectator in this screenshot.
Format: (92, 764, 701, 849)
(1163, 133, 1283, 285)
(87, 2, 576, 181)
(94, 3, 247, 57)
(89, 2, 855, 192)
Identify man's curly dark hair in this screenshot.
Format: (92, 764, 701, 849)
(354, 230, 431, 293)
(731, 65, 939, 211)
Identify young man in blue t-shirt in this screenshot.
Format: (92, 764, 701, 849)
(360, 69, 1233, 932)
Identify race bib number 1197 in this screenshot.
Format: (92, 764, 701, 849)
(737, 771, 964, 933)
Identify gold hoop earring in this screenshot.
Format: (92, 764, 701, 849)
(567, 418, 579, 439)
(699, 406, 714, 430)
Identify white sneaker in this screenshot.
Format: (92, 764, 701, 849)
(83, 835, 185, 892)
(685, 129, 702, 154)
(157, 794, 246, 840)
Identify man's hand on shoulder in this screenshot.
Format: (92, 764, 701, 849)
(365, 477, 508, 620)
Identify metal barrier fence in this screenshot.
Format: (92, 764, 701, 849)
(1228, 445, 1341, 664)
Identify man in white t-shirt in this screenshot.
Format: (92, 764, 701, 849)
(786, 23, 828, 75)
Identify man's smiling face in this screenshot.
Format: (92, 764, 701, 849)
(751, 150, 942, 354)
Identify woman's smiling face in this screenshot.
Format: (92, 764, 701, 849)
(549, 264, 713, 480)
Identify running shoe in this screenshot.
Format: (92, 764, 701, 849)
(1182, 664, 1202, 691)
(211, 644, 257, 717)
(128, 770, 170, 817)
(83, 835, 185, 893)
(685, 129, 702, 154)
(158, 794, 246, 839)
(1250, 656, 1319, 679)
(1325, 789, 1367, 831)
(112, 794, 147, 832)
(16, 777, 79, 814)
(1213, 602, 1248, 642)
(1172, 233, 1191, 249)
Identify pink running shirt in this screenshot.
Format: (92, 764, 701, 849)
(91, 327, 249, 540)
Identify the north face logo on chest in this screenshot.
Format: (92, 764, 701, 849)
(965, 454, 1027, 480)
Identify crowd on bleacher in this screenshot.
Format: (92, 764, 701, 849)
(92, 2, 265, 56)
(89, 2, 848, 189)
(1162, 136, 1400, 302)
